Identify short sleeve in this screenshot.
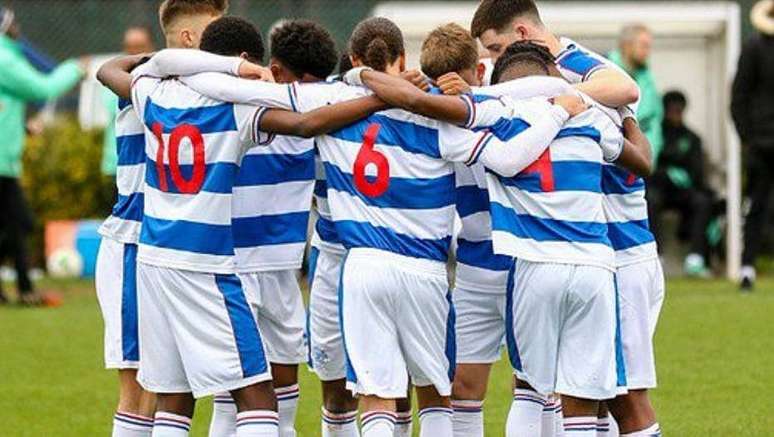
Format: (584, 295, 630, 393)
(437, 122, 495, 166)
(556, 48, 606, 84)
(462, 94, 511, 130)
(233, 104, 274, 150)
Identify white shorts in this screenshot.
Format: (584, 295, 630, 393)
(239, 270, 306, 365)
(506, 260, 619, 400)
(453, 286, 506, 364)
(616, 258, 665, 390)
(341, 248, 455, 398)
(136, 263, 272, 398)
(95, 238, 140, 369)
(307, 246, 347, 381)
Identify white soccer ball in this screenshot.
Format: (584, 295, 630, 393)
(47, 248, 84, 278)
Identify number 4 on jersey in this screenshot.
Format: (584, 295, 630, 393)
(522, 148, 555, 192)
(353, 123, 390, 197)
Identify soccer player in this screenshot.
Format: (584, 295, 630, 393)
(346, 39, 654, 437)
(205, 20, 340, 437)
(471, 0, 639, 109)
(417, 23, 512, 437)
(97, 16, 387, 437)
(138, 22, 586, 437)
(95, 1, 227, 436)
(144, 18, 414, 437)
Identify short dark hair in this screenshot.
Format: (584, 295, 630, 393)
(338, 52, 353, 75)
(663, 90, 687, 108)
(200, 16, 264, 63)
(420, 23, 479, 80)
(349, 17, 404, 72)
(159, 0, 228, 33)
(471, 0, 541, 38)
(270, 20, 338, 80)
(491, 41, 553, 84)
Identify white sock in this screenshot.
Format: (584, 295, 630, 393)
(321, 408, 359, 437)
(555, 398, 564, 436)
(113, 411, 153, 437)
(417, 407, 453, 437)
(608, 414, 619, 436)
(235, 410, 280, 437)
(361, 411, 396, 437)
(209, 393, 237, 437)
(563, 416, 598, 437)
(276, 384, 300, 437)
(541, 397, 558, 437)
(393, 410, 412, 437)
(620, 423, 661, 436)
(451, 400, 483, 437)
(152, 412, 191, 437)
(596, 415, 611, 436)
(506, 389, 546, 437)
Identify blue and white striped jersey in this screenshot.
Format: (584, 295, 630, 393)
(473, 97, 625, 271)
(311, 152, 346, 254)
(99, 98, 146, 244)
(175, 74, 567, 263)
(556, 38, 658, 266)
(130, 72, 264, 273)
(454, 163, 513, 293)
(292, 88, 567, 263)
(455, 79, 577, 293)
(232, 135, 316, 272)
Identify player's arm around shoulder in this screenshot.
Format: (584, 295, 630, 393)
(614, 112, 653, 177)
(348, 67, 470, 125)
(256, 95, 388, 139)
(97, 54, 150, 100)
(576, 66, 640, 108)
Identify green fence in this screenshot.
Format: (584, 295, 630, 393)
(2, 0, 760, 63)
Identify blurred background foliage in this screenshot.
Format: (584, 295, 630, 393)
(21, 117, 113, 264)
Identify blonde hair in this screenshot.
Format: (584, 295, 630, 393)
(420, 23, 479, 80)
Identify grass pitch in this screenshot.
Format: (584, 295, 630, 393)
(0, 277, 772, 436)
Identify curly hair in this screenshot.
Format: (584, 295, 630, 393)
(200, 16, 264, 63)
(491, 41, 553, 84)
(270, 19, 338, 80)
(349, 17, 404, 72)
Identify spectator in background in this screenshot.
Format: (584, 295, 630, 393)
(731, 0, 774, 291)
(101, 26, 155, 178)
(0, 6, 84, 304)
(609, 23, 663, 161)
(649, 91, 716, 277)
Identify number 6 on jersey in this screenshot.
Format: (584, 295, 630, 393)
(353, 123, 390, 197)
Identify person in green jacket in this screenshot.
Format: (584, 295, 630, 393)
(609, 23, 664, 162)
(0, 7, 84, 305)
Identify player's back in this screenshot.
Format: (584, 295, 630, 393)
(232, 134, 316, 272)
(132, 77, 261, 274)
(99, 98, 146, 244)
(486, 106, 623, 270)
(315, 108, 459, 262)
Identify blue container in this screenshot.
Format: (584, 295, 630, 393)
(75, 220, 103, 278)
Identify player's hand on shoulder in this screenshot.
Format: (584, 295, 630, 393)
(553, 94, 589, 117)
(237, 61, 275, 82)
(437, 72, 470, 96)
(401, 69, 430, 92)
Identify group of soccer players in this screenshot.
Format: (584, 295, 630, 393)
(93, 0, 665, 436)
